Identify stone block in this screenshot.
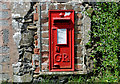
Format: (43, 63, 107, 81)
(74, 6, 82, 12)
(41, 38, 49, 45)
(49, 4, 56, 10)
(0, 46, 9, 54)
(0, 3, 8, 10)
(66, 4, 73, 10)
(3, 29, 9, 44)
(13, 74, 32, 82)
(1, 54, 10, 63)
(42, 45, 49, 51)
(41, 18, 48, 24)
(42, 58, 49, 64)
(13, 32, 21, 47)
(41, 52, 49, 58)
(41, 12, 48, 18)
(75, 64, 83, 71)
(41, 64, 49, 72)
(13, 66, 20, 75)
(41, 3, 46, 10)
(0, 11, 9, 19)
(42, 32, 49, 38)
(32, 54, 39, 61)
(0, 65, 2, 73)
(0, 20, 9, 26)
(58, 4, 65, 10)
(2, 73, 10, 81)
(42, 22, 48, 26)
(23, 52, 32, 62)
(41, 26, 48, 31)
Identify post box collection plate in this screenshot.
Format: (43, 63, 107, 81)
(49, 10, 74, 71)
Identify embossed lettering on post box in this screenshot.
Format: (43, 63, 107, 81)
(49, 10, 74, 71)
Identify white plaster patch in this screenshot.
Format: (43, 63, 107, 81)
(13, 32, 21, 47)
(64, 12, 71, 16)
(12, 14, 21, 18)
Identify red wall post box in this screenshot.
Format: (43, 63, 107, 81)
(49, 10, 74, 71)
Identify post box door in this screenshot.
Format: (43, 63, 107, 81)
(49, 10, 74, 71)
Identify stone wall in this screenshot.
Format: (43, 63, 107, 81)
(0, 1, 19, 82)
(0, 0, 93, 83)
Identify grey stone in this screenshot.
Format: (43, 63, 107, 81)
(13, 73, 32, 82)
(23, 52, 32, 62)
(11, 2, 30, 18)
(0, 65, 2, 73)
(0, 11, 9, 19)
(13, 32, 21, 47)
(0, 3, 8, 9)
(13, 66, 20, 75)
(0, 74, 2, 83)
(0, 20, 9, 26)
(1, 54, 10, 63)
(20, 32, 34, 46)
(0, 56, 2, 63)
(12, 62, 22, 67)
(83, 16, 91, 44)
(0, 46, 9, 54)
(3, 29, 9, 44)
(2, 73, 10, 81)
(25, 47, 32, 52)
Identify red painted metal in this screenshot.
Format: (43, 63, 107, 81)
(49, 10, 74, 71)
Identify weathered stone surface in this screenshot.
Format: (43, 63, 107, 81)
(41, 26, 48, 31)
(1, 54, 10, 63)
(66, 4, 73, 10)
(11, 2, 30, 18)
(49, 4, 56, 10)
(0, 11, 9, 19)
(0, 74, 2, 83)
(0, 65, 2, 73)
(3, 29, 9, 44)
(41, 38, 49, 45)
(23, 52, 32, 62)
(42, 31, 49, 38)
(0, 3, 8, 9)
(20, 32, 34, 46)
(13, 73, 32, 82)
(13, 32, 21, 47)
(42, 45, 49, 51)
(2, 73, 10, 81)
(0, 20, 9, 26)
(13, 66, 20, 75)
(83, 16, 91, 44)
(0, 46, 9, 54)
